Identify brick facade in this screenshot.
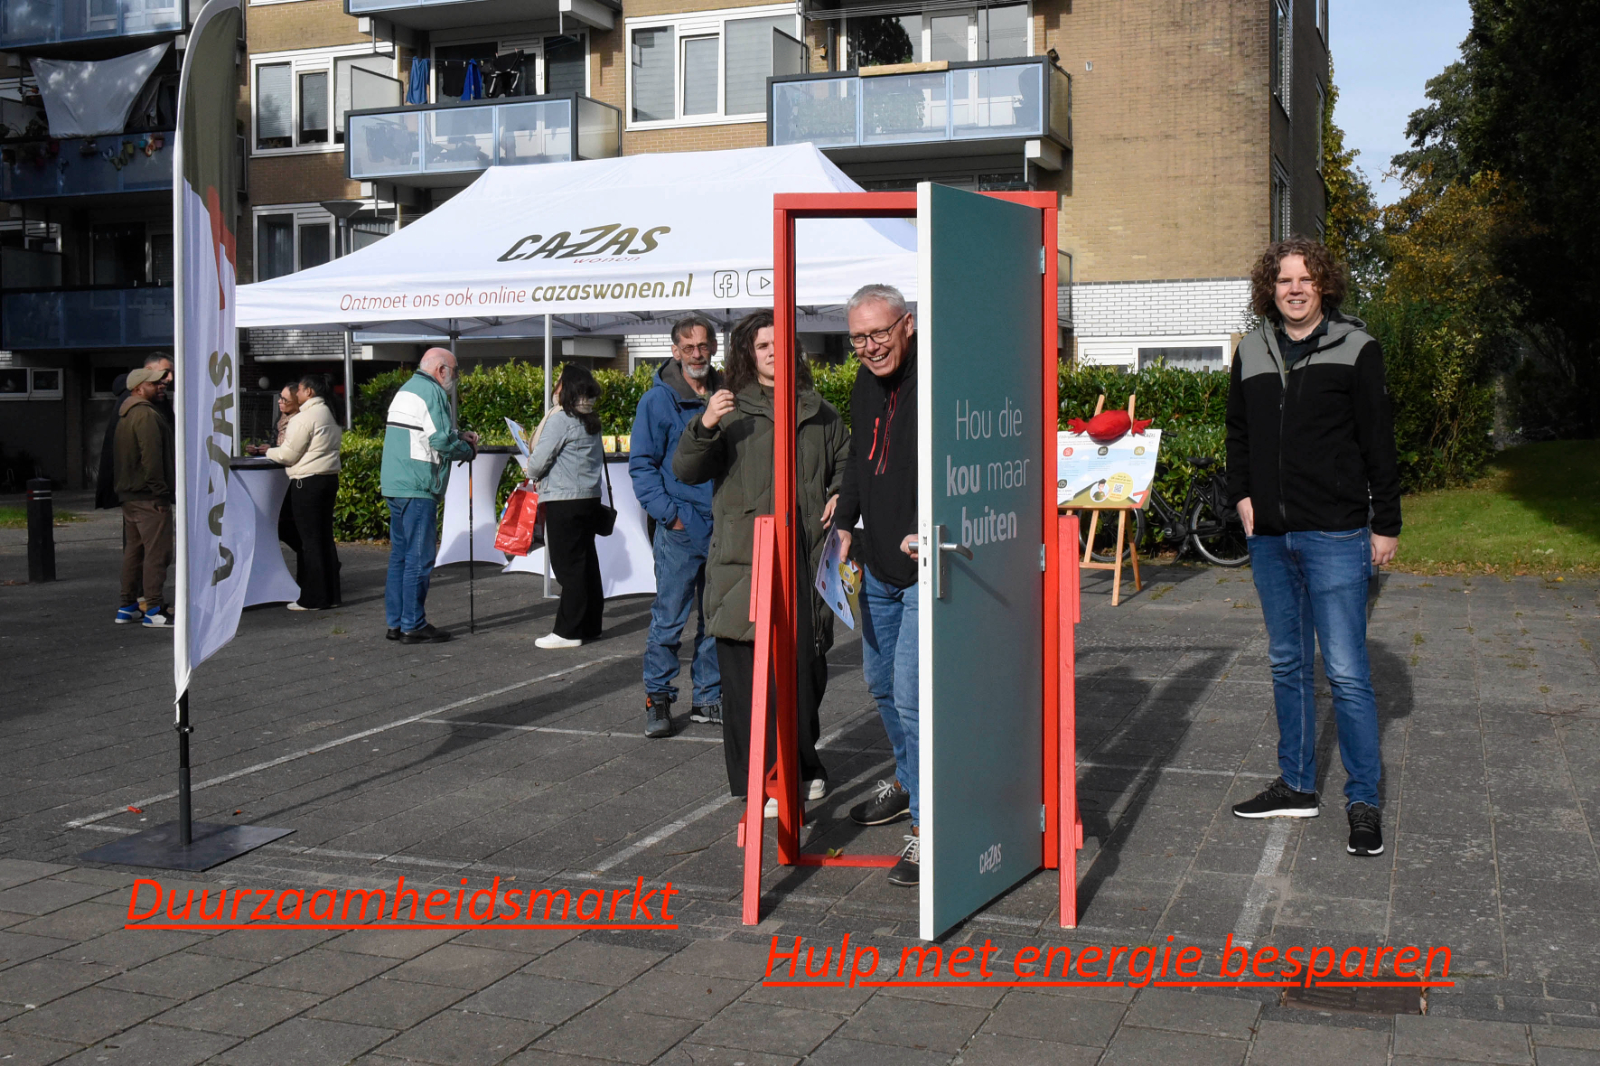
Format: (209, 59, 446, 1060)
(1071, 278, 1253, 339)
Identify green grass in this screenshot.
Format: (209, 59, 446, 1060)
(1396, 441, 1600, 575)
(0, 506, 84, 530)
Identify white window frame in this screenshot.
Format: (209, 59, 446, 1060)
(625, 3, 800, 131)
(1271, 0, 1292, 115)
(425, 31, 591, 104)
(253, 204, 335, 281)
(1272, 160, 1292, 242)
(252, 45, 397, 157)
(1076, 334, 1234, 374)
(1317, 0, 1328, 42)
(840, 5, 1032, 69)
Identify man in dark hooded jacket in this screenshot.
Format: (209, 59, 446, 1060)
(95, 352, 171, 510)
(628, 314, 723, 738)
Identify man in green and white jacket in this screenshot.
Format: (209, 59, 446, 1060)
(381, 348, 478, 644)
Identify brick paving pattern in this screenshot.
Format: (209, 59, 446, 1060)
(1, 497, 1597, 1064)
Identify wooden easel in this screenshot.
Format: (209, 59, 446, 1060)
(1074, 394, 1144, 606)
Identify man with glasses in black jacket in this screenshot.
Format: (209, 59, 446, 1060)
(833, 283, 923, 887)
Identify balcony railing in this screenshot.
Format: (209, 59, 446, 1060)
(769, 57, 1071, 155)
(0, 132, 173, 201)
(2, 286, 172, 349)
(346, 93, 620, 185)
(0, 0, 185, 51)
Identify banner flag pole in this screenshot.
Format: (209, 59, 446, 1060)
(81, 0, 292, 870)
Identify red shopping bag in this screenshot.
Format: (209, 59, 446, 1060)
(494, 482, 544, 556)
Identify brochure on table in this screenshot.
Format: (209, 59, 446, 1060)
(814, 527, 862, 630)
(1056, 429, 1162, 509)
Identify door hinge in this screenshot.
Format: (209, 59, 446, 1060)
(1039, 246, 1047, 275)
(1040, 543, 1047, 571)
(1040, 804, 1048, 831)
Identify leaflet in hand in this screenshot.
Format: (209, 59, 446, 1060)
(814, 526, 863, 631)
(505, 417, 533, 476)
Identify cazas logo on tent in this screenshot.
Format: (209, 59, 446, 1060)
(497, 224, 670, 263)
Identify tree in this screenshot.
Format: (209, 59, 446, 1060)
(1320, 72, 1384, 306)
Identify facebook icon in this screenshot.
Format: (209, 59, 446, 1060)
(712, 271, 739, 299)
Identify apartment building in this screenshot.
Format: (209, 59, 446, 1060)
(0, 0, 1327, 484)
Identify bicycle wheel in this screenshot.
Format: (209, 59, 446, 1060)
(1188, 489, 1250, 566)
(1079, 508, 1148, 564)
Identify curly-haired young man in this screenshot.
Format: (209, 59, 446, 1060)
(1225, 237, 1401, 858)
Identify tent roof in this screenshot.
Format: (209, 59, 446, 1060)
(236, 143, 918, 337)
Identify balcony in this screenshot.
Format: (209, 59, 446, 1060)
(346, 94, 621, 188)
(344, 0, 615, 33)
(0, 132, 173, 203)
(2, 286, 172, 349)
(0, 0, 185, 53)
(769, 57, 1071, 168)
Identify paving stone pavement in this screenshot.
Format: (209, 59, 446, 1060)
(2, 497, 1599, 1064)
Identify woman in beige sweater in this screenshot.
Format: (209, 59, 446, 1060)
(266, 374, 344, 610)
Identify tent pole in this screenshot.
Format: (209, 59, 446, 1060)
(342, 330, 354, 428)
(176, 689, 193, 844)
(543, 312, 553, 600)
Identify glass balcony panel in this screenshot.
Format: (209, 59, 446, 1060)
(425, 107, 494, 173)
(1, 0, 183, 49)
(860, 72, 946, 145)
(0, 134, 174, 200)
(347, 111, 420, 178)
(771, 78, 857, 148)
(576, 96, 619, 160)
(497, 100, 571, 167)
(1, 287, 172, 349)
(950, 63, 1042, 140)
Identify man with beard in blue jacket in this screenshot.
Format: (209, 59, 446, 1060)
(629, 314, 724, 738)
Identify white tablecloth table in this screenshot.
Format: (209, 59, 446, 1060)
(229, 459, 301, 607)
(437, 451, 655, 599)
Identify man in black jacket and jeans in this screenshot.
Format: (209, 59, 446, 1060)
(833, 283, 923, 887)
(1226, 237, 1401, 858)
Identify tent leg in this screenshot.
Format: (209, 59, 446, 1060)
(342, 330, 354, 429)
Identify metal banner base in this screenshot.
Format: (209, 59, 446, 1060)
(78, 821, 294, 872)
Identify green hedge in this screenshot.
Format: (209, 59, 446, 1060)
(333, 357, 1234, 541)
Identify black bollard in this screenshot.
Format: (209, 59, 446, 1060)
(26, 478, 55, 583)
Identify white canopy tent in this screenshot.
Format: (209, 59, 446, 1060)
(236, 143, 918, 339)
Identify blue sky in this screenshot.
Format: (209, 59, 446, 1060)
(1330, 0, 1473, 205)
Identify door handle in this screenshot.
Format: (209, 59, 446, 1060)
(933, 523, 972, 600)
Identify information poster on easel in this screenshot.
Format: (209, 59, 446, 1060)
(1056, 429, 1162, 509)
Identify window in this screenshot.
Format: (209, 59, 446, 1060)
(844, 5, 1029, 69)
(627, 6, 802, 126)
(255, 205, 393, 281)
(1271, 0, 1291, 113)
(1138, 347, 1226, 373)
(1317, 0, 1328, 41)
(1272, 161, 1291, 242)
(254, 48, 397, 153)
(1315, 80, 1325, 167)
(432, 35, 588, 103)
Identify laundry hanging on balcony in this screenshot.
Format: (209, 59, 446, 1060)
(32, 42, 170, 138)
(406, 58, 430, 106)
(459, 60, 485, 102)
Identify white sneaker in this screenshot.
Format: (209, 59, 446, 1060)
(806, 778, 828, 801)
(535, 633, 583, 649)
(287, 602, 317, 612)
(764, 797, 778, 819)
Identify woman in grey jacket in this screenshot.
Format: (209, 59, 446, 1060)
(527, 364, 606, 648)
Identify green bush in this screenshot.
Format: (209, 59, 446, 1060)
(334, 435, 388, 541)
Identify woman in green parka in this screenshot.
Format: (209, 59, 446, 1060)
(673, 310, 851, 810)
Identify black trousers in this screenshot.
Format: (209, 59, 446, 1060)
(718, 601, 827, 798)
(290, 473, 341, 609)
(543, 497, 604, 640)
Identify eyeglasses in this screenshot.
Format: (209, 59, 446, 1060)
(675, 343, 714, 355)
(848, 312, 908, 350)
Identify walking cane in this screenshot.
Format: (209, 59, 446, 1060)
(467, 457, 476, 634)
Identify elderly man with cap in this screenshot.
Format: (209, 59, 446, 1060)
(381, 348, 479, 643)
(113, 366, 177, 627)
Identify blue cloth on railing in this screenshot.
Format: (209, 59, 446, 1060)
(406, 58, 429, 105)
(460, 60, 484, 102)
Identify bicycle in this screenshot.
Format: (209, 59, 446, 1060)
(1078, 456, 1249, 567)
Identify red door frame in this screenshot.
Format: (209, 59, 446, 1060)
(741, 189, 1081, 928)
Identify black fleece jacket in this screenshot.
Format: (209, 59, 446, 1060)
(834, 343, 918, 588)
(1225, 311, 1402, 538)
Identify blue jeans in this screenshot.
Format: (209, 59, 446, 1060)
(385, 497, 438, 633)
(1248, 528, 1382, 809)
(644, 525, 720, 706)
(860, 569, 920, 825)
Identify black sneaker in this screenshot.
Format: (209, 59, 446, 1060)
(401, 624, 452, 644)
(385, 628, 402, 641)
(887, 834, 919, 887)
(1232, 777, 1319, 819)
(689, 702, 722, 725)
(644, 694, 673, 739)
(850, 779, 911, 826)
(1347, 802, 1384, 856)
